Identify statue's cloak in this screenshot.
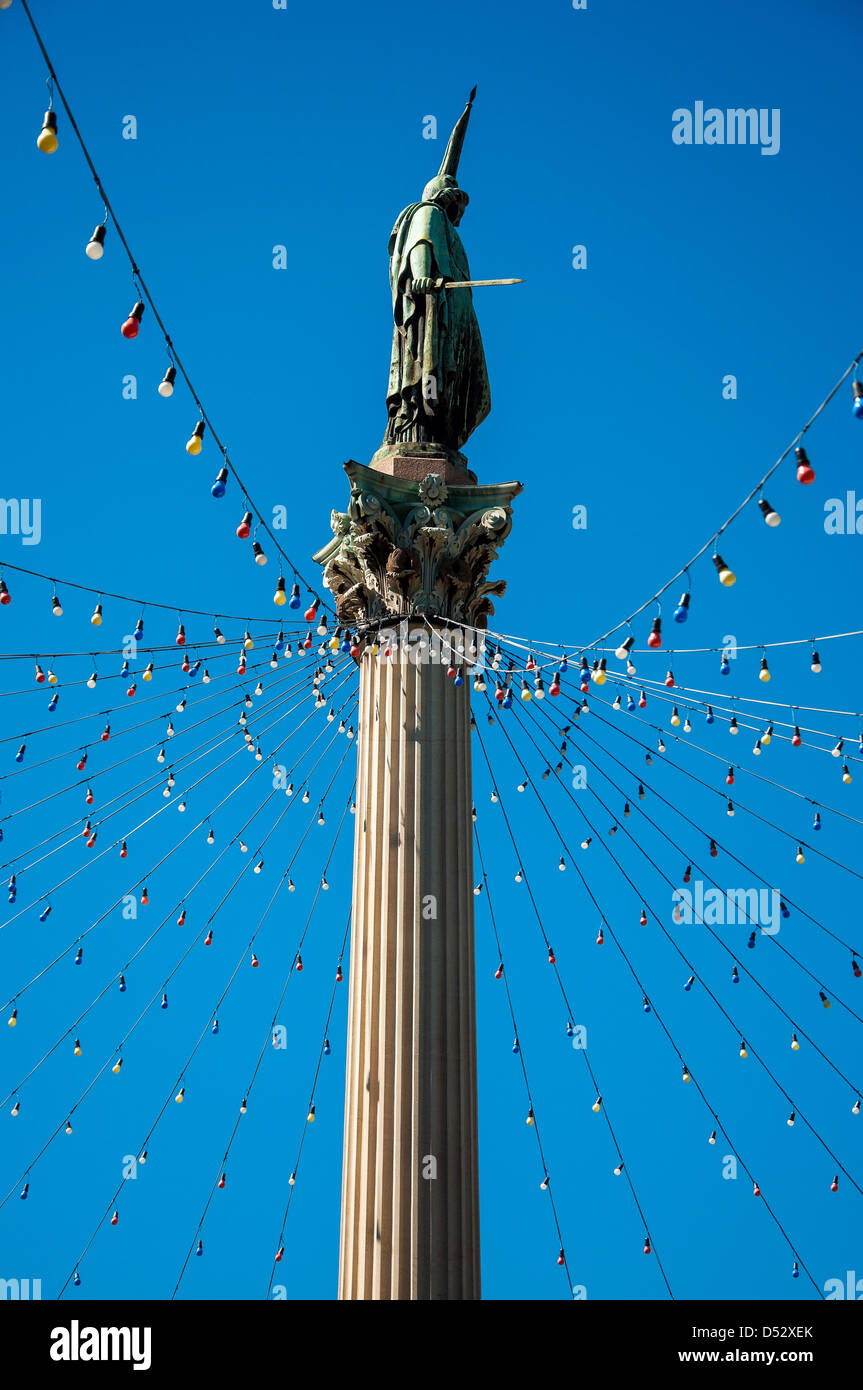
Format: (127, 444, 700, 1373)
(384, 201, 490, 452)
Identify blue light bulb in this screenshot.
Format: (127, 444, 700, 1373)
(684, 975, 694, 991)
(732, 966, 739, 983)
(642, 997, 651, 1013)
(211, 1019, 219, 1034)
(706, 706, 715, 724)
(275, 632, 285, 652)
(502, 692, 513, 709)
(512, 1037, 520, 1054)
(211, 468, 228, 498)
(813, 812, 821, 831)
(560, 656, 568, 673)
(720, 657, 730, 676)
(791, 1262, 799, 1278)
(289, 583, 301, 610)
(119, 976, 126, 992)
(853, 382, 863, 418)
(15, 745, 25, 763)
(48, 694, 59, 712)
(626, 695, 635, 712)
(780, 901, 790, 919)
(673, 592, 690, 623)
(133, 624, 144, 643)
(196, 1240, 203, 1256)
(454, 673, 464, 688)
(565, 1021, 574, 1037)
(324, 1038, 331, 1056)
(73, 1271, 81, 1287)
(161, 993, 168, 1009)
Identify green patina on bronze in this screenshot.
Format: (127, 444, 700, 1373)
(383, 88, 491, 454)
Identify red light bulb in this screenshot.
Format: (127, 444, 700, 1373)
(121, 301, 145, 339)
(236, 511, 252, 539)
(795, 446, 815, 485)
(647, 617, 662, 649)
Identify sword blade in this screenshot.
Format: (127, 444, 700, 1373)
(442, 277, 524, 288)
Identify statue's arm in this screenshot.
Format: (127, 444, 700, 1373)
(409, 241, 437, 294)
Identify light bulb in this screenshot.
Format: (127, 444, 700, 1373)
(274, 577, 287, 606)
(712, 552, 736, 586)
(795, 445, 815, 485)
(85, 223, 106, 259)
(758, 497, 781, 527)
(158, 365, 176, 397)
(615, 636, 634, 661)
(211, 466, 228, 498)
(853, 380, 863, 419)
(121, 300, 144, 338)
(647, 616, 662, 648)
(91, 602, 102, 626)
(759, 657, 770, 682)
(673, 591, 690, 623)
(186, 421, 205, 455)
(253, 541, 267, 565)
(37, 109, 58, 153)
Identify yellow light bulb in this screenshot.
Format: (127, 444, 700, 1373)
(48, 670, 58, 685)
(74, 1042, 82, 1056)
(719, 568, 736, 586)
(112, 1059, 122, 1073)
(670, 713, 680, 727)
(791, 1035, 800, 1050)
(843, 770, 853, 785)
(521, 689, 532, 701)
(759, 669, 770, 682)
(244, 637, 254, 651)
(8, 1011, 17, 1028)
(594, 670, 606, 686)
(175, 1088, 185, 1103)
(186, 434, 202, 456)
(739, 1045, 748, 1059)
(274, 588, 286, 606)
(796, 850, 805, 864)
(37, 118, 58, 154)
(591, 1098, 601, 1113)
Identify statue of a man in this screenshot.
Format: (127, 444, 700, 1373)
(383, 90, 491, 455)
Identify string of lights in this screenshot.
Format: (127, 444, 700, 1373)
(479, 703, 829, 1291)
(474, 820, 582, 1295)
(499, 697, 863, 1133)
(1, 681, 359, 1017)
(172, 788, 356, 1297)
(471, 720, 674, 1286)
(511, 697, 863, 1061)
(1, 676, 358, 946)
(14, 0, 332, 617)
(262, 907, 352, 1299)
(51, 759, 354, 1295)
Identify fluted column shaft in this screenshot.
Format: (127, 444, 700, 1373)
(338, 634, 480, 1299)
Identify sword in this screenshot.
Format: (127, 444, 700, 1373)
(434, 277, 524, 289)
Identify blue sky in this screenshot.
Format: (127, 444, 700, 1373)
(0, 0, 861, 1300)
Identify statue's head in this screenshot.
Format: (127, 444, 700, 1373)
(422, 173, 469, 226)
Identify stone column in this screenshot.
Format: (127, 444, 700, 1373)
(338, 634, 479, 1299)
(314, 457, 521, 1301)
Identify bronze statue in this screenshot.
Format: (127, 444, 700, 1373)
(383, 89, 491, 455)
